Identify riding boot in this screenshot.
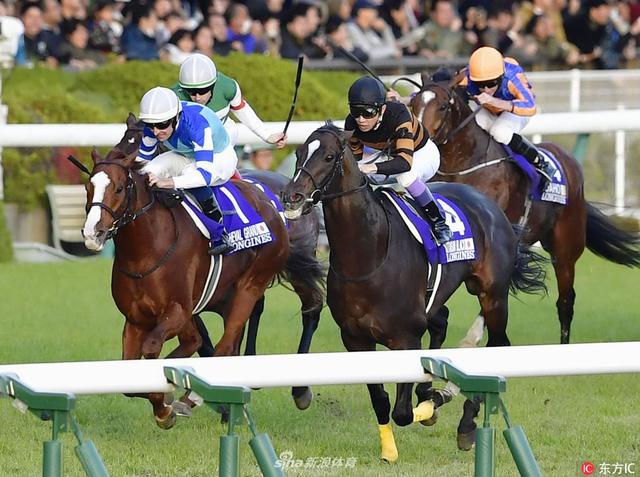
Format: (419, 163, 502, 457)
(200, 197, 234, 255)
(508, 133, 556, 184)
(422, 201, 453, 245)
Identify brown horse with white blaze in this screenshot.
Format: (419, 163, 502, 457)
(82, 114, 289, 427)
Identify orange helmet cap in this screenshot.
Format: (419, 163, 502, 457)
(469, 47, 505, 82)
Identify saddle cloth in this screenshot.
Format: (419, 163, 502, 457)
(503, 145, 568, 205)
(182, 179, 285, 254)
(379, 189, 476, 265)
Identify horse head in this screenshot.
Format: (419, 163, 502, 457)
(83, 113, 145, 251)
(410, 69, 470, 146)
(282, 123, 358, 220)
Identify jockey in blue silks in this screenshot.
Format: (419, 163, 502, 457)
(136, 86, 236, 255)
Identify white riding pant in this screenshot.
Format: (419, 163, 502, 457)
(471, 102, 530, 145)
(141, 144, 238, 188)
(364, 139, 441, 187)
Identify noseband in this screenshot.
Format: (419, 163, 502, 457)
(293, 127, 368, 204)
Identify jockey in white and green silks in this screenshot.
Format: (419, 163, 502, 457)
(172, 53, 287, 150)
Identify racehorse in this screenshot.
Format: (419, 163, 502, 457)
(281, 123, 547, 459)
(411, 71, 640, 344)
(81, 114, 315, 426)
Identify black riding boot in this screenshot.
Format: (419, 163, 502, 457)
(200, 197, 234, 255)
(508, 133, 556, 184)
(423, 201, 453, 245)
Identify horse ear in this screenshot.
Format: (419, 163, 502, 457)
(450, 70, 466, 88)
(91, 147, 103, 164)
(420, 72, 430, 89)
(126, 112, 138, 128)
(343, 130, 354, 141)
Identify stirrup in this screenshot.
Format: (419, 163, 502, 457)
(208, 234, 234, 256)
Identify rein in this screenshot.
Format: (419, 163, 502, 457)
(91, 161, 180, 280)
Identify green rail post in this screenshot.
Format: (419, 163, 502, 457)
(164, 367, 285, 477)
(421, 358, 541, 477)
(0, 373, 109, 477)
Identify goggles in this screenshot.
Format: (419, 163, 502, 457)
(475, 77, 501, 89)
(183, 85, 213, 96)
(349, 105, 380, 119)
(143, 118, 174, 130)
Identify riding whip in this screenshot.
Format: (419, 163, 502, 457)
(66, 155, 91, 175)
(283, 55, 304, 136)
(326, 39, 389, 91)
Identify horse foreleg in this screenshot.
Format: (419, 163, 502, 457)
(244, 295, 265, 356)
(341, 329, 397, 462)
(426, 306, 449, 349)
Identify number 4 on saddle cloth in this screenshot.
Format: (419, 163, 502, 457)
(380, 188, 476, 265)
(182, 179, 287, 254)
(503, 145, 568, 205)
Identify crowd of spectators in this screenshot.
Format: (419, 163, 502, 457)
(1, 0, 640, 71)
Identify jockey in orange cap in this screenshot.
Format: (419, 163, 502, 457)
(461, 46, 556, 185)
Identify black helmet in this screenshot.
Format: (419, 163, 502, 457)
(348, 76, 386, 108)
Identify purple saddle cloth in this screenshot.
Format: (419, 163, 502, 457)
(503, 145, 567, 205)
(185, 180, 284, 254)
(381, 189, 476, 265)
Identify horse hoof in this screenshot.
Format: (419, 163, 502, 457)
(293, 387, 313, 410)
(172, 400, 192, 417)
(420, 408, 439, 427)
(457, 429, 476, 451)
(155, 410, 177, 430)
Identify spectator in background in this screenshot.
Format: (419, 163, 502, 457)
(416, 0, 473, 59)
(208, 13, 232, 55)
(225, 3, 262, 53)
(60, 0, 86, 21)
(347, 0, 401, 60)
(381, 0, 419, 55)
(21, 2, 60, 67)
(157, 11, 186, 45)
(480, 6, 516, 53)
(324, 15, 369, 61)
(563, 0, 611, 68)
(279, 3, 327, 59)
(0, 0, 26, 68)
(161, 28, 194, 63)
(41, 0, 62, 38)
(120, 2, 159, 60)
(58, 18, 105, 70)
(88, 0, 121, 54)
(193, 23, 214, 56)
(327, 0, 352, 21)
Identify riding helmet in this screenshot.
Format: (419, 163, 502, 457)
(139, 87, 182, 124)
(468, 46, 505, 82)
(179, 53, 217, 89)
(348, 76, 386, 108)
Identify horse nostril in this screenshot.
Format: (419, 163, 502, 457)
(288, 192, 304, 204)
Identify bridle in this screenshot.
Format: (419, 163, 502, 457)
(89, 161, 156, 241)
(420, 82, 481, 146)
(292, 126, 368, 204)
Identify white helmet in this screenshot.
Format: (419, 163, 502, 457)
(179, 53, 217, 89)
(139, 87, 182, 124)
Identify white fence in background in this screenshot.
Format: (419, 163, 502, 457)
(1, 110, 639, 211)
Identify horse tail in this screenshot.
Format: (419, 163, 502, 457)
(585, 202, 640, 267)
(275, 243, 327, 309)
(509, 225, 548, 296)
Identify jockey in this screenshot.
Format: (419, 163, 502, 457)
(137, 86, 236, 255)
(461, 46, 556, 185)
(173, 53, 286, 150)
(346, 76, 452, 245)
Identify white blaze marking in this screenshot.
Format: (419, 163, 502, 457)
(293, 139, 320, 182)
(418, 91, 436, 122)
(83, 171, 110, 243)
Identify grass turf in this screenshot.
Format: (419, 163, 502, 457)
(0, 251, 638, 476)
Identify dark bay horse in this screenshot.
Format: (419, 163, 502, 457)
(411, 72, 640, 344)
(282, 124, 547, 459)
(81, 114, 307, 426)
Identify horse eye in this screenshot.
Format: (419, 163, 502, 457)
(325, 154, 334, 162)
(116, 186, 124, 193)
(439, 104, 448, 111)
